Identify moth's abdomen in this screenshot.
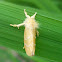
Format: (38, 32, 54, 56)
(24, 28, 36, 56)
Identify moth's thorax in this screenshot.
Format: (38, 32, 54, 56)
(24, 18, 37, 29)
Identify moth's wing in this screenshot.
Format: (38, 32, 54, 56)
(24, 28, 36, 56)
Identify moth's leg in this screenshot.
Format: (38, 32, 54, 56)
(23, 46, 25, 49)
(36, 30, 39, 37)
(24, 9, 30, 18)
(10, 23, 25, 29)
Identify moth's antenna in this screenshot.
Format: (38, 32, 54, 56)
(24, 9, 30, 18)
(31, 12, 37, 18)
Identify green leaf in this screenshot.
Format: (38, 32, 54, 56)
(38, 0, 61, 13)
(5, 0, 61, 13)
(0, 1, 62, 62)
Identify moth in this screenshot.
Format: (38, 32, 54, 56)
(10, 9, 39, 56)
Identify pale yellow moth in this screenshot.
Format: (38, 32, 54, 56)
(10, 9, 39, 56)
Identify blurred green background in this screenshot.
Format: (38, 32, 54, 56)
(0, 0, 62, 62)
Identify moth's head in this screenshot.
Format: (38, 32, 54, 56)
(24, 9, 37, 21)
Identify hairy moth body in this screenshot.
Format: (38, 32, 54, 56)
(10, 9, 39, 56)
